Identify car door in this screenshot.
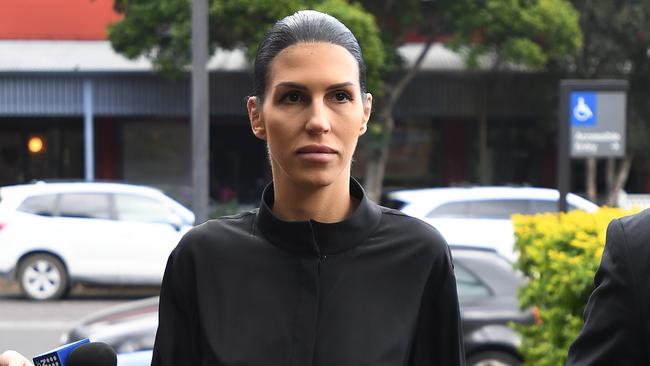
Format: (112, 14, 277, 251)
(111, 193, 189, 284)
(425, 199, 530, 260)
(54, 192, 121, 282)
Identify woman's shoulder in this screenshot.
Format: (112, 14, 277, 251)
(374, 204, 449, 255)
(174, 209, 259, 253)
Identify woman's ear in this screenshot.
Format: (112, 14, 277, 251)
(247, 96, 267, 140)
(360, 92, 373, 135)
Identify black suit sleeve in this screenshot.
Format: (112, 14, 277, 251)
(409, 246, 466, 366)
(566, 218, 645, 365)
(151, 241, 202, 365)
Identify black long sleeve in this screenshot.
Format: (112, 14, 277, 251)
(151, 179, 465, 365)
(409, 247, 465, 365)
(151, 233, 203, 365)
(567, 210, 650, 365)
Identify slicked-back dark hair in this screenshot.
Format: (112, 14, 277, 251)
(253, 10, 367, 99)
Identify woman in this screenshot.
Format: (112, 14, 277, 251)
(151, 10, 464, 365)
(0, 9, 464, 366)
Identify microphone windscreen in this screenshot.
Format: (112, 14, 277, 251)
(67, 342, 117, 366)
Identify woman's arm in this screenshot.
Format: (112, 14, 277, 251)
(409, 246, 466, 366)
(151, 243, 202, 365)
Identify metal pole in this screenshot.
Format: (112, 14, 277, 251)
(83, 79, 94, 182)
(191, 0, 210, 224)
(558, 82, 570, 212)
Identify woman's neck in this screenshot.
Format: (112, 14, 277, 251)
(271, 176, 355, 223)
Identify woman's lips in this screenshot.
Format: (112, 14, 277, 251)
(296, 145, 337, 163)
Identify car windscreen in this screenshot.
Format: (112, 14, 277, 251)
(427, 199, 534, 219)
(114, 194, 178, 224)
(454, 262, 492, 299)
(531, 199, 578, 213)
(17, 194, 58, 216)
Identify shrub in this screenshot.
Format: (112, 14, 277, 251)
(511, 207, 637, 365)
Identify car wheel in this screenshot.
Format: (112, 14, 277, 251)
(18, 254, 69, 300)
(467, 351, 521, 366)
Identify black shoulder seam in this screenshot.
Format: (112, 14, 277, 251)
(380, 208, 423, 223)
(379, 206, 409, 216)
(218, 210, 256, 221)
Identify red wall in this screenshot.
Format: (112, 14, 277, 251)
(0, 0, 122, 40)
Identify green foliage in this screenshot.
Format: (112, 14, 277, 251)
(356, 0, 437, 70)
(512, 207, 637, 365)
(108, 0, 386, 93)
(447, 0, 582, 69)
(314, 0, 385, 94)
(209, 0, 303, 58)
(109, 0, 192, 74)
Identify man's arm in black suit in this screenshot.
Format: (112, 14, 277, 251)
(566, 218, 646, 365)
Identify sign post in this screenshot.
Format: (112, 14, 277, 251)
(192, 0, 209, 224)
(558, 80, 627, 211)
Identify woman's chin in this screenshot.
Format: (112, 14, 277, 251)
(270, 159, 350, 190)
(282, 170, 347, 189)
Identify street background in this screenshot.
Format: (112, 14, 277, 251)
(1, 0, 650, 365)
(0, 279, 157, 356)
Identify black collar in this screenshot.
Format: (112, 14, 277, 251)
(255, 179, 382, 256)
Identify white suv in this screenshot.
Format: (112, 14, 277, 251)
(0, 182, 194, 300)
(387, 186, 598, 260)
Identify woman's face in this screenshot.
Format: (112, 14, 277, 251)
(248, 42, 372, 189)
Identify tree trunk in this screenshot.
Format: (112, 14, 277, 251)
(363, 116, 393, 202)
(605, 157, 615, 194)
(363, 41, 434, 202)
(586, 157, 597, 203)
(606, 155, 633, 206)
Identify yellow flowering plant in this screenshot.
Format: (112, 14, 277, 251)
(512, 207, 636, 365)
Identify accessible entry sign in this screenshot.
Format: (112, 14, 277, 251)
(557, 80, 628, 211)
(569, 90, 626, 157)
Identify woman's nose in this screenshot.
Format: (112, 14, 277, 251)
(305, 101, 331, 134)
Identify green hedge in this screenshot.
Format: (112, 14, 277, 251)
(511, 207, 636, 365)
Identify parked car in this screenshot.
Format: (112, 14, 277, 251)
(386, 186, 598, 259)
(62, 246, 534, 366)
(453, 246, 536, 365)
(61, 296, 159, 353)
(0, 181, 194, 300)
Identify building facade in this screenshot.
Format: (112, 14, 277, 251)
(2, 0, 647, 207)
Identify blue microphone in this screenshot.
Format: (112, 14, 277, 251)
(32, 338, 90, 366)
(32, 340, 117, 366)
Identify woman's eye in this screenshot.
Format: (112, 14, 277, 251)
(332, 92, 352, 102)
(281, 92, 302, 104)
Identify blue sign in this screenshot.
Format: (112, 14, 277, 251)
(570, 92, 597, 126)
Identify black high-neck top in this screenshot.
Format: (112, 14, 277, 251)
(152, 179, 465, 366)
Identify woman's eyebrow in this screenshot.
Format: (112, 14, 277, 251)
(274, 82, 307, 90)
(326, 82, 355, 90)
(273, 81, 356, 90)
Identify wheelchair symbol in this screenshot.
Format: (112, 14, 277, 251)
(573, 97, 593, 122)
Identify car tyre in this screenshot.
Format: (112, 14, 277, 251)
(467, 351, 521, 366)
(17, 254, 69, 300)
